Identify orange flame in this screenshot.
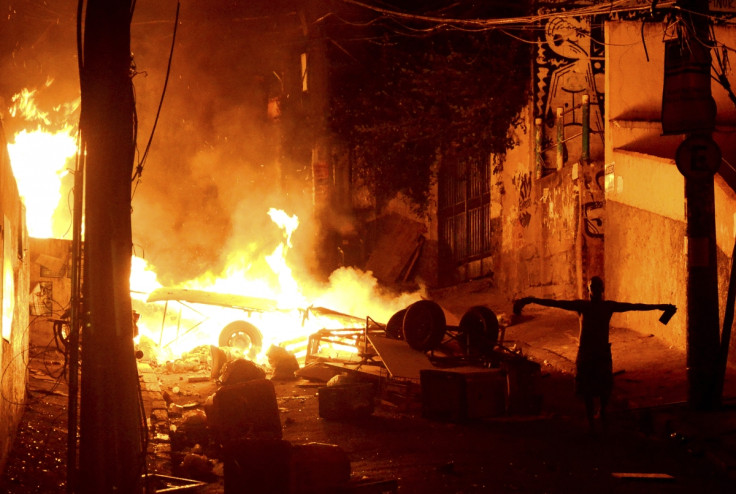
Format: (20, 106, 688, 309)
(6, 91, 426, 365)
(6, 88, 79, 239)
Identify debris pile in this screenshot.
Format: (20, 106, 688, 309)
(151, 344, 374, 492)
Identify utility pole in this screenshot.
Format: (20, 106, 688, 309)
(666, 1, 722, 410)
(77, 1, 144, 492)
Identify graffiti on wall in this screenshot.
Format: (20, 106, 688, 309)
(581, 168, 605, 238)
(512, 171, 533, 227)
(535, 12, 605, 165)
(30, 281, 53, 316)
(518, 172, 532, 209)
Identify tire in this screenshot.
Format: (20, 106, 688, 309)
(385, 309, 407, 340)
(218, 321, 263, 360)
(402, 300, 446, 351)
(458, 306, 499, 357)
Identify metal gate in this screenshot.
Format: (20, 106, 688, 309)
(438, 155, 492, 283)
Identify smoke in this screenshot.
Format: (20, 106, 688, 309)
(0, 1, 324, 284)
(306, 266, 426, 324)
(128, 2, 319, 284)
(2, 2, 426, 318)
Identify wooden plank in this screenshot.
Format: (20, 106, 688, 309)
(366, 333, 435, 381)
(364, 213, 426, 283)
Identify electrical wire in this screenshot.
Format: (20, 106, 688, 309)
(131, 0, 181, 190)
(325, 0, 697, 51)
(338, 0, 679, 30)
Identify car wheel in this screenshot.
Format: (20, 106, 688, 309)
(402, 300, 446, 352)
(458, 306, 499, 356)
(218, 321, 263, 360)
(385, 309, 407, 339)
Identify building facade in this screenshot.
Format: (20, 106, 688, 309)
(482, 13, 736, 364)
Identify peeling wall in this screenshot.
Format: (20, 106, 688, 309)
(491, 6, 611, 301)
(493, 108, 582, 300)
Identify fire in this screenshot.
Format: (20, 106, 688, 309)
(130, 255, 163, 299)
(129, 208, 352, 363)
(130, 207, 425, 365)
(264, 208, 302, 307)
(6, 90, 426, 368)
(6, 88, 79, 239)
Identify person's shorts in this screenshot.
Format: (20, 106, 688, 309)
(575, 348, 613, 398)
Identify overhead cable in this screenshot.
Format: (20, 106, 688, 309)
(338, 0, 679, 29)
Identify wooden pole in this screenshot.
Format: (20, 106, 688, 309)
(78, 1, 144, 492)
(674, 0, 721, 410)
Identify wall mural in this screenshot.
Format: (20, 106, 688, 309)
(535, 11, 606, 167)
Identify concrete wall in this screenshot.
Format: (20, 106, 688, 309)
(491, 18, 736, 370)
(0, 120, 31, 474)
(603, 151, 687, 346)
(493, 107, 582, 300)
(490, 9, 613, 302)
(605, 21, 736, 358)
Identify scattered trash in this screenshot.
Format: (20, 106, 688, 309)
(295, 362, 342, 382)
(319, 379, 376, 420)
(187, 376, 209, 383)
(267, 344, 300, 380)
(218, 358, 266, 386)
(179, 452, 213, 479)
(142, 473, 206, 493)
(168, 403, 184, 417)
(175, 410, 209, 448)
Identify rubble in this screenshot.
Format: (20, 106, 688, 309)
(217, 358, 266, 386)
(179, 452, 214, 480)
(267, 344, 300, 380)
(172, 409, 209, 449)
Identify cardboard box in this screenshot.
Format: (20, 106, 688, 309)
(420, 367, 506, 421)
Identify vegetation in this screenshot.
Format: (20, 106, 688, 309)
(324, 0, 532, 214)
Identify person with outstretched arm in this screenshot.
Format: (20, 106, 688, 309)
(513, 276, 676, 434)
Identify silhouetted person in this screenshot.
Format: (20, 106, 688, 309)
(513, 276, 676, 433)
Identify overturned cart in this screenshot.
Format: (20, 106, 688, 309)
(304, 300, 543, 422)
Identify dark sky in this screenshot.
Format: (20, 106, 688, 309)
(1, 0, 320, 285)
